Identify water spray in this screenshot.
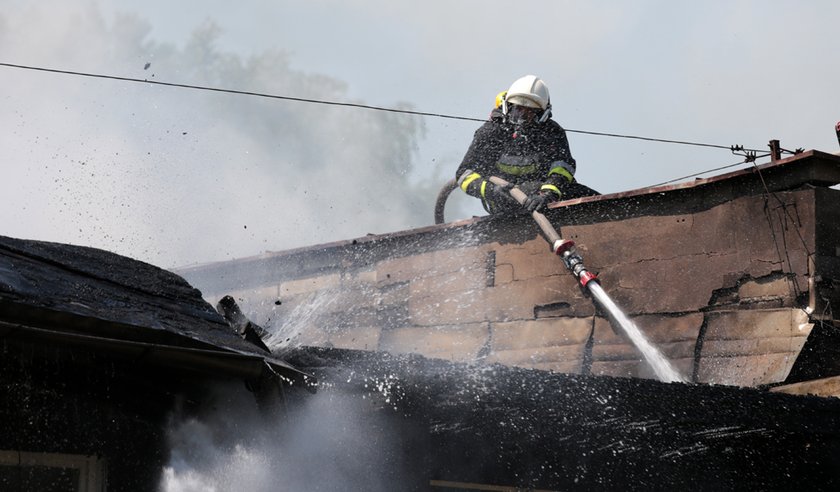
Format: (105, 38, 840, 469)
(488, 176, 685, 383)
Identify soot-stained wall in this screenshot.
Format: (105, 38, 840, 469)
(181, 158, 840, 387)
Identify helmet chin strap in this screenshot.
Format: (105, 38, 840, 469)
(538, 104, 552, 123)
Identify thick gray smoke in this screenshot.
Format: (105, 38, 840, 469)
(0, 2, 457, 268)
(161, 382, 407, 492)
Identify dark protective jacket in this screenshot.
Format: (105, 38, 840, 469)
(456, 116, 588, 213)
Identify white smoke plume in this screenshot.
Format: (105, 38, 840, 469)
(161, 382, 408, 492)
(0, 2, 455, 269)
(5, 2, 838, 269)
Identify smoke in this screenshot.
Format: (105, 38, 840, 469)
(160, 382, 410, 492)
(7, 2, 837, 271)
(0, 1, 461, 269)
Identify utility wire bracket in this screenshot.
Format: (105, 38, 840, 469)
(768, 139, 804, 162)
(731, 144, 758, 163)
(782, 147, 805, 155)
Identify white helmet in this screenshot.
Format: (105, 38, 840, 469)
(503, 75, 552, 123)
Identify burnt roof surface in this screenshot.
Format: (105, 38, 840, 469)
(0, 235, 304, 380)
(287, 346, 840, 489)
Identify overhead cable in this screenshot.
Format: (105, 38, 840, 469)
(0, 61, 476, 122)
(647, 160, 752, 188)
(0, 61, 765, 153)
(564, 129, 738, 151)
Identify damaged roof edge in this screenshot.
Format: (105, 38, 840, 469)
(176, 149, 840, 276)
(0, 319, 313, 386)
(555, 149, 840, 207)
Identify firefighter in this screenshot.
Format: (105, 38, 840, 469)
(456, 75, 598, 214)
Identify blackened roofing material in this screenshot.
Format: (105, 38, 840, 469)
(0, 235, 306, 381)
(288, 346, 840, 490)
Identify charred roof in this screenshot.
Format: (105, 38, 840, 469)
(0, 235, 307, 383)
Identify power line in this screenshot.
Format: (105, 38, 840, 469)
(0, 61, 477, 122)
(647, 160, 751, 188)
(0, 61, 765, 153)
(564, 129, 739, 151)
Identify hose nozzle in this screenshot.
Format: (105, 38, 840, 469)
(554, 239, 598, 287)
(552, 239, 575, 255)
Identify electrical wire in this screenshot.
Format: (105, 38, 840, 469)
(752, 161, 813, 259)
(647, 160, 751, 188)
(0, 62, 484, 122)
(563, 128, 739, 151)
(747, 161, 840, 337)
(0, 61, 766, 153)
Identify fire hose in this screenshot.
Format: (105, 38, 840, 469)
(435, 176, 684, 383)
(486, 176, 599, 289)
(434, 175, 596, 288)
(434, 177, 458, 226)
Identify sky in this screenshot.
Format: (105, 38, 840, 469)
(1, 0, 838, 269)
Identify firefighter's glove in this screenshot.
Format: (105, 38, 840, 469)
(523, 190, 559, 213)
(488, 182, 517, 205)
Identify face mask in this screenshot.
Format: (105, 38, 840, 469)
(507, 104, 540, 126)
